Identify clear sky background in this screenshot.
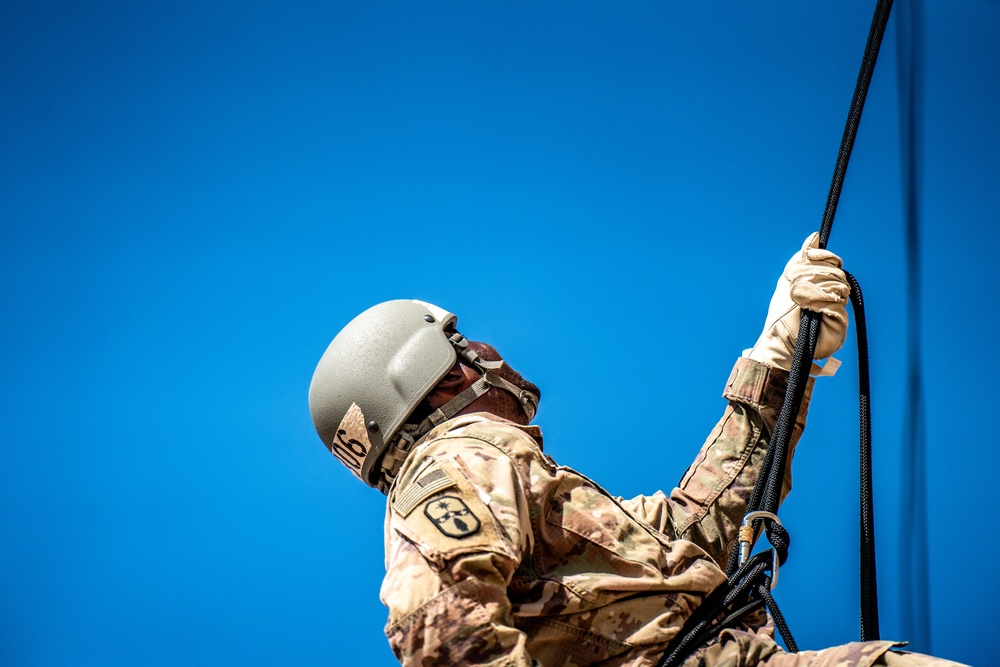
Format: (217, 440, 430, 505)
(2, 1, 997, 665)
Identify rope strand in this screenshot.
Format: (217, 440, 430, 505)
(848, 271, 880, 641)
(663, 4, 895, 663)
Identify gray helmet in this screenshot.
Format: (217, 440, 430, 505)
(308, 299, 538, 493)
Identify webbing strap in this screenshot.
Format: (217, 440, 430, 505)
(448, 333, 540, 422)
(483, 370, 539, 421)
(422, 376, 492, 429)
(420, 369, 539, 433)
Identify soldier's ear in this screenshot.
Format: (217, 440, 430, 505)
(424, 361, 475, 408)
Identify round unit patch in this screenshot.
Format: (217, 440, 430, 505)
(423, 496, 481, 538)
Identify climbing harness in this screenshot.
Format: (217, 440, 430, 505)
(658, 2, 893, 664)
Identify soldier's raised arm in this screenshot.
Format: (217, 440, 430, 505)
(619, 234, 851, 567)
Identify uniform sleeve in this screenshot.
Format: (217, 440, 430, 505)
(620, 357, 814, 568)
(380, 434, 535, 666)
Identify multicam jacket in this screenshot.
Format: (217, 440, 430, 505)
(379, 358, 898, 666)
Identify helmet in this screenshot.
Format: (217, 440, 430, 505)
(308, 299, 538, 493)
(308, 300, 457, 491)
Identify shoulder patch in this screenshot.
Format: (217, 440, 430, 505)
(388, 457, 515, 567)
(423, 496, 480, 538)
(393, 463, 457, 517)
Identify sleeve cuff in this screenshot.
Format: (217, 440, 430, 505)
(723, 358, 813, 430)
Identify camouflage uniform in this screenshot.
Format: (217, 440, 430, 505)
(380, 358, 960, 667)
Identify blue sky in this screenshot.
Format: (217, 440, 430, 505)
(1, 1, 997, 665)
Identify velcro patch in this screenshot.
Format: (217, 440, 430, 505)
(329, 402, 373, 480)
(393, 464, 456, 517)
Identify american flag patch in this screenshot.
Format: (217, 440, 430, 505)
(393, 465, 456, 517)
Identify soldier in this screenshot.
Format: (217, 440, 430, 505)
(308, 235, 964, 666)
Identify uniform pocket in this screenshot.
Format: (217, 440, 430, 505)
(536, 474, 665, 603)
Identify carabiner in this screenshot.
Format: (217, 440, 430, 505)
(738, 510, 782, 590)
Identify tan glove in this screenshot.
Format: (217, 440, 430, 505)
(744, 232, 850, 373)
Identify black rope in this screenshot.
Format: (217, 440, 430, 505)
(848, 271, 880, 641)
(761, 314, 819, 515)
(658, 554, 772, 667)
(746, 0, 894, 639)
(666, 3, 896, 664)
(761, 584, 798, 652)
(818, 0, 895, 250)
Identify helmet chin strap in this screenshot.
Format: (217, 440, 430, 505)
(375, 332, 540, 493)
(444, 332, 538, 422)
(417, 332, 538, 435)
(417, 362, 538, 431)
